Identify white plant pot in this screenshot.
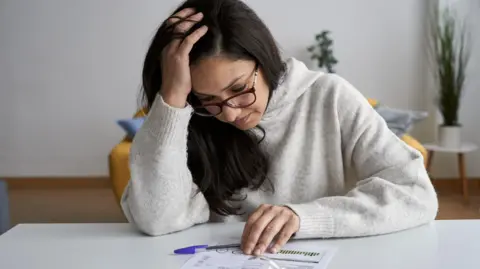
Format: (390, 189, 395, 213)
(438, 125, 462, 149)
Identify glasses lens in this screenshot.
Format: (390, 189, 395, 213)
(229, 92, 256, 107)
(192, 91, 256, 117)
(204, 105, 222, 115)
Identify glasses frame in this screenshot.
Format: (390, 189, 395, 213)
(192, 64, 259, 117)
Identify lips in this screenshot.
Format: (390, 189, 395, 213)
(234, 113, 251, 125)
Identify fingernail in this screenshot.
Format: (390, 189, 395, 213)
(254, 246, 265, 256)
(244, 248, 252, 255)
(270, 244, 280, 253)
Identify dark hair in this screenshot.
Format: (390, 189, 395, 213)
(141, 0, 285, 216)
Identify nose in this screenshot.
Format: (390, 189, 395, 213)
(221, 106, 241, 123)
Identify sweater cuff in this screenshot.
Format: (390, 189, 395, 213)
(143, 93, 193, 147)
(285, 202, 335, 239)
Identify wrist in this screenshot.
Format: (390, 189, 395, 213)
(161, 92, 189, 108)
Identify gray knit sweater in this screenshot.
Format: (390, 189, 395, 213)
(121, 58, 438, 238)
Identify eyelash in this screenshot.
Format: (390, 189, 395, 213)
(232, 84, 247, 93)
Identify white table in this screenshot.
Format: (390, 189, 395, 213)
(424, 142, 478, 202)
(1, 220, 480, 268)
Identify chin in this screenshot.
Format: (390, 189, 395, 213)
(233, 117, 260, 130)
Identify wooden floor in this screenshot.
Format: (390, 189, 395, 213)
(4, 187, 480, 229)
(8, 188, 127, 225)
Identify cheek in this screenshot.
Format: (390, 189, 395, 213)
(255, 88, 269, 113)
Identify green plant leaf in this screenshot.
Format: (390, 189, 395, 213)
(428, 7, 470, 126)
(308, 30, 338, 73)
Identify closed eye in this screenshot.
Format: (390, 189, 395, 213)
(196, 84, 247, 103)
(231, 84, 247, 93)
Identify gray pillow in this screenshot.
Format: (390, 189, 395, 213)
(373, 104, 428, 137)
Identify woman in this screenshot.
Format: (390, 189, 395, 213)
(121, 0, 438, 256)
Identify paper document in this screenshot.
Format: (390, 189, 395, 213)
(181, 245, 337, 269)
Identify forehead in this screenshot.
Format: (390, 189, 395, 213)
(190, 57, 254, 94)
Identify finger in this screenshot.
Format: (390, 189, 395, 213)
(166, 32, 190, 53)
(177, 25, 208, 55)
(269, 218, 298, 254)
(173, 12, 204, 34)
(243, 206, 279, 255)
(253, 213, 290, 256)
(166, 16, 202, 54)
(166, 8, 196, 26)
(165, 9, 199, 49)
(241, 204, 270, 250)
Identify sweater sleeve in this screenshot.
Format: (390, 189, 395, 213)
(120, 93, 210, 236)
(286, 75, 438, 239)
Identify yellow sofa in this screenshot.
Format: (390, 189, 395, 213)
(108, 99, 428, 205)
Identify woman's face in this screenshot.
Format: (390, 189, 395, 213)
(190, 56, 270, 130)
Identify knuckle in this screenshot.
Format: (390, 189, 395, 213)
(267, 205, 279, 212)
(278, 207, 290, 216)
(259, 204, 270, 209)
(174, 24, 186, 33)
(265, 209, 275, 215)
(278, 232, 290, 242)
(265, 224, 276, 232)
(279, 231, 291, 239)
(246, 218, 255, 226)
(281, 209, 292, 216)
(245, 234, 256, 242)
(245, 221, 255, 229)
(167, 18, 177, 25)
(284, 209, 295, 217)
(172, 54, 184, 62)
(246, 216, 258, 226)
(252, 223, 263, 232)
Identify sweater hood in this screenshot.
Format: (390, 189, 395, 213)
(262, 57, 326, 120)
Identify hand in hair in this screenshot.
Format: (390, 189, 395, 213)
(240, 204, 300, 256)
(160, 8, 208, 108)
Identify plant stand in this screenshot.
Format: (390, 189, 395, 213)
(424, 142, 478, 203)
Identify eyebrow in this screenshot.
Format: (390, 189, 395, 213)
(193, 74, 245, 97)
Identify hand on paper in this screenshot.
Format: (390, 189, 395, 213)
(241, 204, 300, 256)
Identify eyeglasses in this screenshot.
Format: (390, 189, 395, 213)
(190, 64, 259, 117)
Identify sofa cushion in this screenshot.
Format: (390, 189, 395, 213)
(368, 100, 427, 137)
(375, 105, 427, 137)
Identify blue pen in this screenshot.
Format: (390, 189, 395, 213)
(174, 243, 241, 254)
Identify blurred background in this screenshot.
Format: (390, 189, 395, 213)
(1, 0, 479, 234)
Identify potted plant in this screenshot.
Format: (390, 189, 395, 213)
(429, 7, 471, 148)
(307, 30, 338, 73)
